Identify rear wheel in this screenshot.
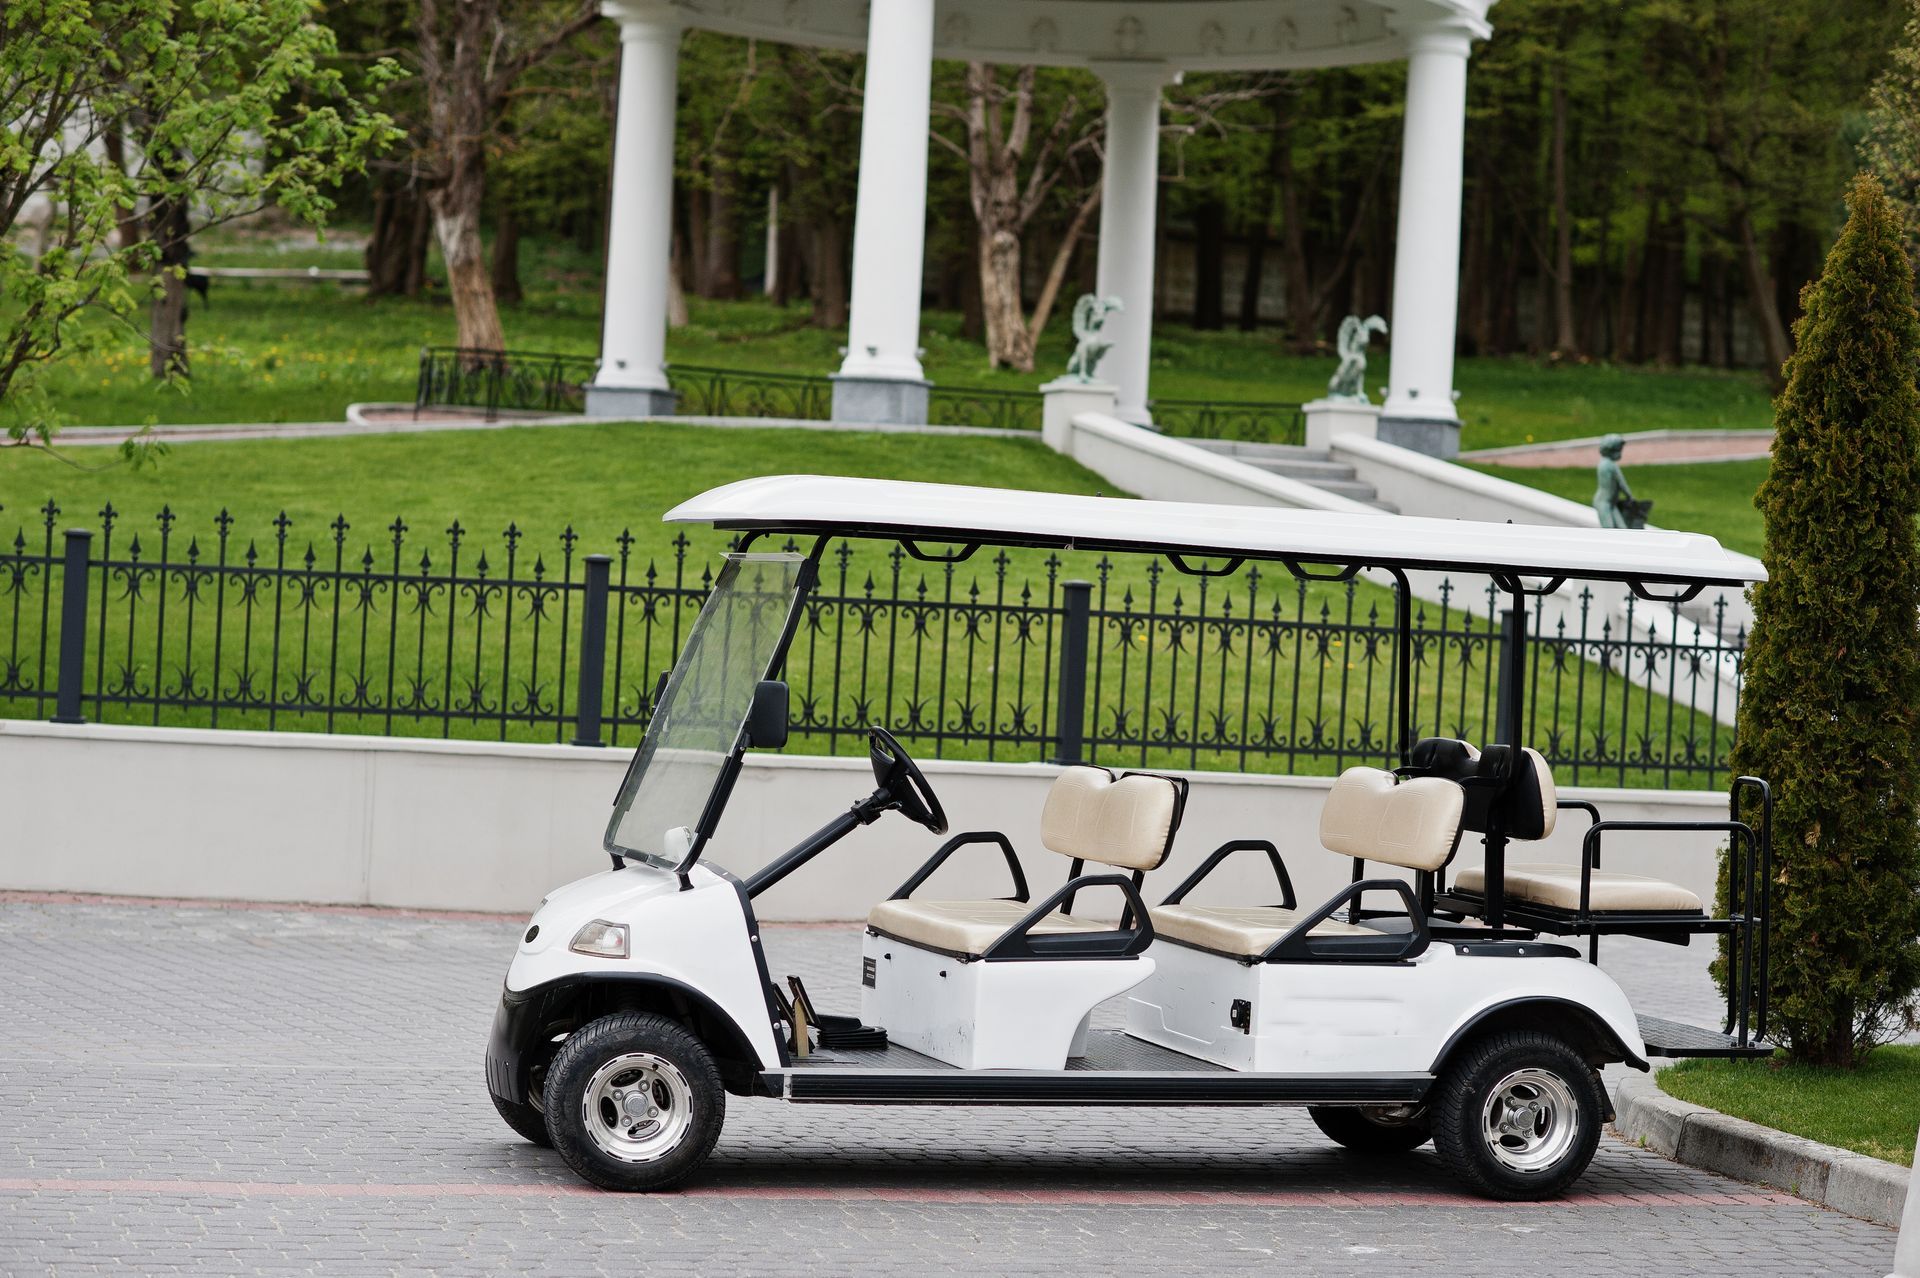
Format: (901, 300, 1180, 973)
(1431, 1030, 1603, 1200)
(543, 1012, 726, 1191)
(1308, 1104, 1432, 1153)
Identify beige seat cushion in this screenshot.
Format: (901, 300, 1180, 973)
(1148, 903, 1373, 958)
(866, 898, 1107, 957)
(1041, 766, 1183, 871)
(1319, 768, 1465, 872)
(1453, 862, 1702, 913)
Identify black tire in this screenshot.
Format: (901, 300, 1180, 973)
(490, 1088, 552, 1148)
(542, 1012, 725, 1192)
(1430, 1030, 1604, 1200)
(1308, 1104, 1432, 1153)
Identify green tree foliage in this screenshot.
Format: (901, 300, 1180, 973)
(0, 0, 400, 451)
(1865, 0, 1920, 259)
(1728, 175, 1920, 1067)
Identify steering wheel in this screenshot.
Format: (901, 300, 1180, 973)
(866, 726, 949, 835)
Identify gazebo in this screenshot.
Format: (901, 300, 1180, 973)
(588, 0, 1495, 453)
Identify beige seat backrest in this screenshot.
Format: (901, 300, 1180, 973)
(1040, 766, 1183, 872)
(1319, 767, 1465, 872)
(1514, 746, 1558, 840)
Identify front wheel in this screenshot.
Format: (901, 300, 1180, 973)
(543, 1012, 726, 1191)
(1430, 1030, 1604, 1200)
(1308, 1104, 1432, 1153)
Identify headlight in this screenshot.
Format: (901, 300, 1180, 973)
(569, 920, 630, 959)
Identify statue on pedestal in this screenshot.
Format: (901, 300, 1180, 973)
(1328, 314, 1388, 402)
(1065, 294, 1123, 382)
(1594, 433, 1652, 529)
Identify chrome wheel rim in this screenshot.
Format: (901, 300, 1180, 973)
(1358, 1104, 1426, 1129)
(581, 1052, 694, 1163)
(1480, 1067, 1580, 1173)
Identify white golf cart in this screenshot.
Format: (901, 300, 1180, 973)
(485, 476, 1773, 1201)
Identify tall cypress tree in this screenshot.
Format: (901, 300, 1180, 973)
(1730, 174, 1920, 1067)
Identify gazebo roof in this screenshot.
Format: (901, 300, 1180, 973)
(660, 0, 1493, 72)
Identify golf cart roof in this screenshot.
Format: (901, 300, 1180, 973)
(666, 476, 1763, 588)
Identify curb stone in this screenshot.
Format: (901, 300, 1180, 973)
(1612, 1070, 1910, 1228)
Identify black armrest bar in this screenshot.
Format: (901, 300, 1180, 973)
(1159, 839, 1297, 911)
(1261, 879, 1429, 965)
(1579, 816, 1764, 1047)
(888, 831, 1030, 903)
(981, 873, 1155, 961)
(1731, 776, 1773, 1040)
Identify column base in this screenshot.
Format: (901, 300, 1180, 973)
(1377, 415, 1461, 460)
(831, 375, 930, 426)
(585, 384, 677, 419)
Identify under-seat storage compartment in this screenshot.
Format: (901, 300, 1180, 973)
(860, 931, 1154, 1070)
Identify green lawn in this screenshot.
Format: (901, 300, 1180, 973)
(1, 419, 1736, 784)
(1658, 1048, 1920, 1167)
(9, 226, 1777, 451)
(1473, 459, 1769, 559)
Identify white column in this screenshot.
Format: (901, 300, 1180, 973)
(1093, 63, 1171, 427)
(833, 0, 934, 423)
(588, 2, 679, 417)
(1380, 21, 1475, 451)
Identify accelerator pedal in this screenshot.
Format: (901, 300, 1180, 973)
(787, 975, 888, 1051)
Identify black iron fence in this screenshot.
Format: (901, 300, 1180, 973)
(411, 347, 1297, 440)
(1147, 397, 1308, 446)
(414, 347, 599, 420)
(4, 502, 1749, 787)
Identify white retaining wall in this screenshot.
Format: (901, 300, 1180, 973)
(1, 720, 1741, 922)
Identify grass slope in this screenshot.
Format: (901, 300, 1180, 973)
(11, 228, 1777, 451)
(1658, 1047, 1920, 1166)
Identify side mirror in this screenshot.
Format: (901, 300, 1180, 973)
(745, 680, 789, 750)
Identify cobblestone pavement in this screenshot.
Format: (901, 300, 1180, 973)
(0, 894, 1898, 1276)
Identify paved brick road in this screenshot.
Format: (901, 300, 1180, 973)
(0, 895, 1898, 1276)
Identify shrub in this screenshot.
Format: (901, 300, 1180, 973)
(1728, 174, 1920, 1066)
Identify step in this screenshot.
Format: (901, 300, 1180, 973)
(1175, 437, 1398, 513)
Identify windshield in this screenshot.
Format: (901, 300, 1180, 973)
(605, 552, 805, 861)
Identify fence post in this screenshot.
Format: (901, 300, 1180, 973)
(1052, 580, 1092, 765)
(52, 528, 92, 725)
(1492, 606, 1520, 743)
(571, 554, 612, 747)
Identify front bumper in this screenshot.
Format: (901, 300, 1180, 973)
(484, 984, 548, 1105)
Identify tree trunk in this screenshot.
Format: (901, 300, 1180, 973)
(429, 155, 506, 352)
(686, 186, 710, 295)
(491, 204, 522, 306)
(1550, 53, 1578, 355)
(1736, 203, 1793, 381)
(1277, 124, 1316, 352)
(979, 226, 1033, 370)
(704, 186, 741, 299)
(101, 128, 142, 252)
(1192, 200, 1226, 331)
(809, 217, 848, 330)
(667, 230, 690, 327)
(148, 191, 190, 379)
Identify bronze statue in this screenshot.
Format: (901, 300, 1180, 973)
(1594, 434, 1652, 529)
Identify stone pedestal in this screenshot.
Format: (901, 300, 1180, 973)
(1041, 378, 1119, 454)
(1378, 414, 1462, 459)
(831, 375, 930, 426)
(585, 384, 677, 419)
(1303, 398, 1382, 452)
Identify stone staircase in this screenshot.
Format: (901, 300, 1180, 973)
(1182, 439, 1399, 513)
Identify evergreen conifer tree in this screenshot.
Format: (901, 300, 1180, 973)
(1730, 174, 1920, 1066)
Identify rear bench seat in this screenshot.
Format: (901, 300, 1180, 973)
(1150, 766, 1464, 959)
(1418, 739, 1705, 917)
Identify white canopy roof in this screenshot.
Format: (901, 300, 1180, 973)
(666, 476, 1763, 587)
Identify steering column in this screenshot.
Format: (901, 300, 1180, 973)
(742, 728, 948, 899)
